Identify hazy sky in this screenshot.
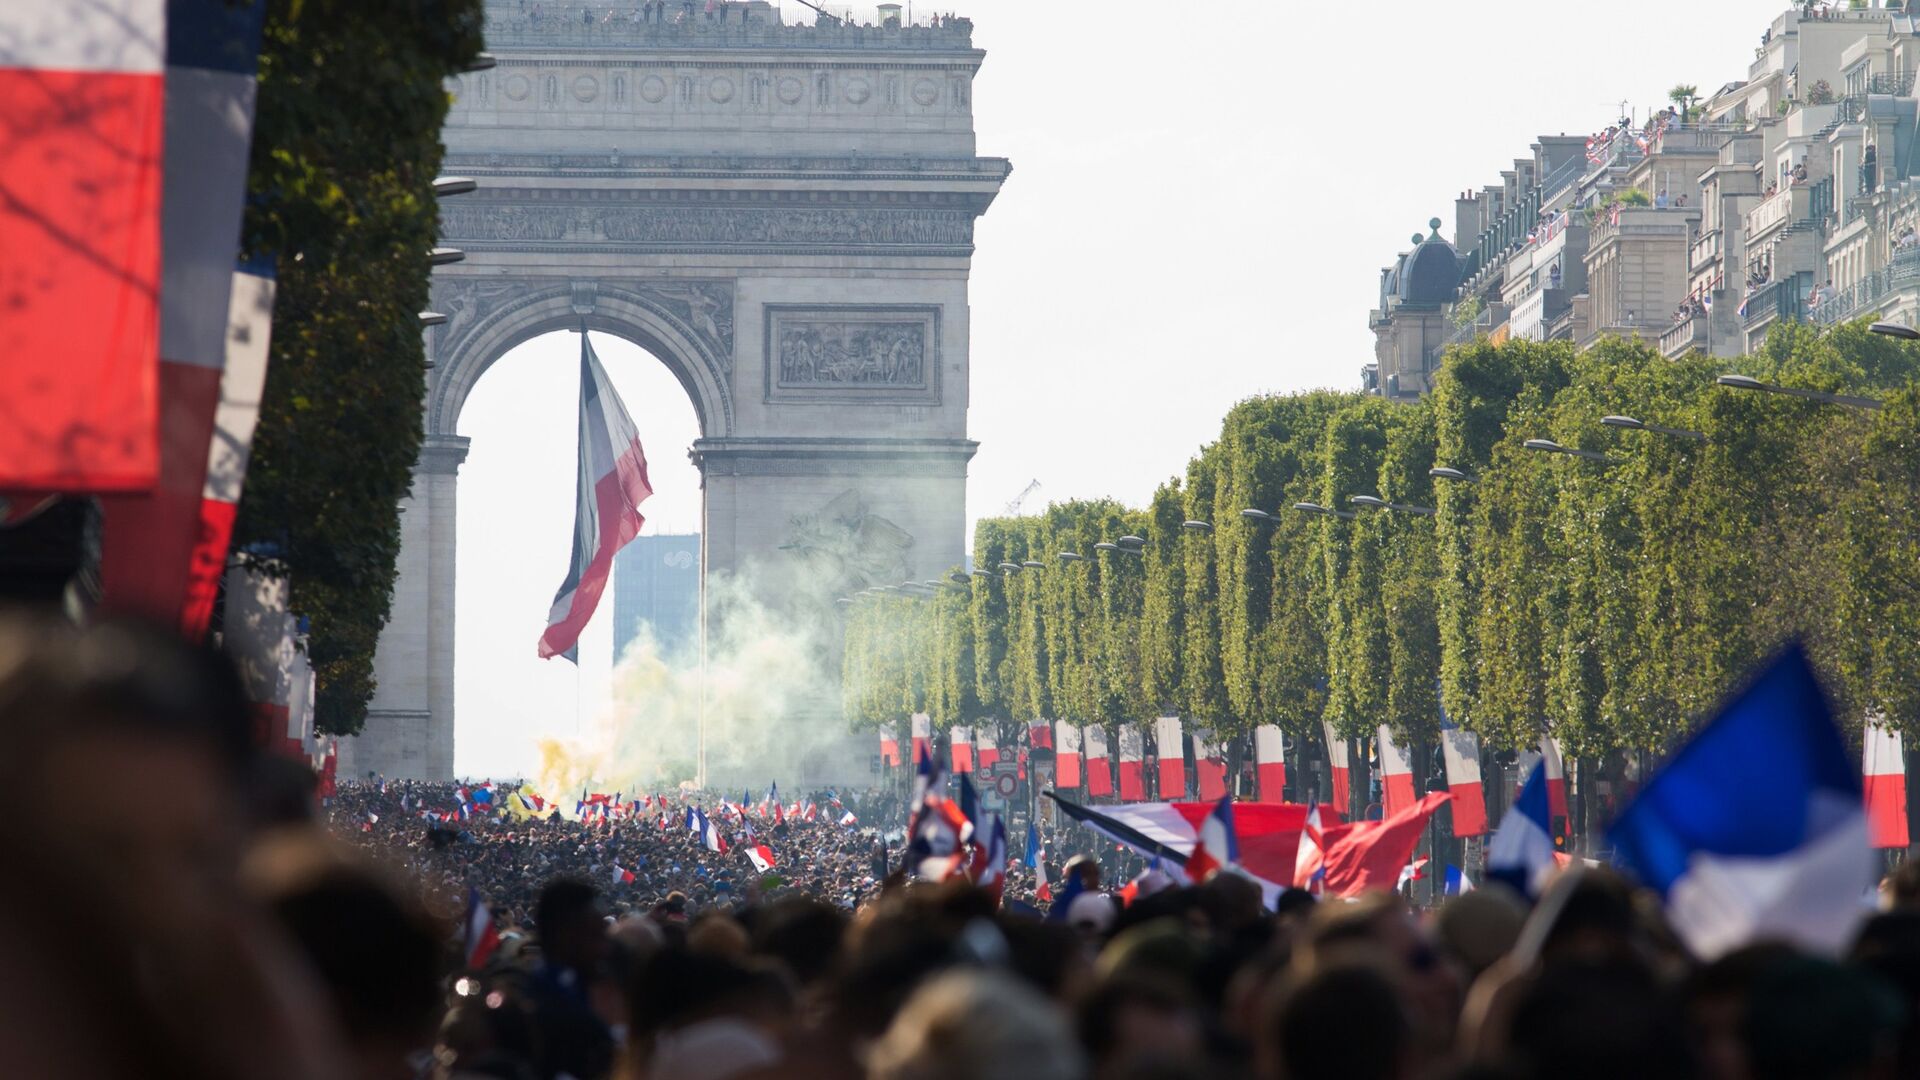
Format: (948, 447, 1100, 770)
(453, 0, 1785, 776)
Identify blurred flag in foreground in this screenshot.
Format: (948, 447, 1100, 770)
(1609, 646, 1872, 960)
(1485, 761, 1556, 900)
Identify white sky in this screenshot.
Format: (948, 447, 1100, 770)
(454, 0, 1786, 776)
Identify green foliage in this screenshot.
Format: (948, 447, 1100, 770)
(840, 324, 1920, 770)
(235, 0, 483, 734)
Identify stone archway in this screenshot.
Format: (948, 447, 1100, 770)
(340, 6, 1007, 781)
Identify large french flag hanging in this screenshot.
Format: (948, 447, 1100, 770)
(0, 2, 167, 491)
(1377, 725, 1416, 817)
(538, 331, 653, 660)
(1610, 646, 1873, 959)
(100, 0, 270, 631)
(879, 723, 901, 768)
(1084, 725, 1112, 797)
(950, 725, 973, 774)
(1254, 724, 1286, 802)
(911, 712, 932, 764)
(1438, 702, 1488, 838)
(1864, 716, 1909, 850)
(1055, 722, 1082, 789)
(976, 727, 999, 772)
(1155, 716, 1186, 799)
(1193, 728, 1228, 802)
(1117, 724, 1146, 801)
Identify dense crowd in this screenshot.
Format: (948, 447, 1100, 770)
(11, 615, 1920, 1080)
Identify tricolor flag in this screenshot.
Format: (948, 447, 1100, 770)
(975, 815, 1009, 905)
(0, 2, 169, 492)
(612, 863, 635, 886)
(538, 331, 653, 661)
(700, 810, 728, 853)
(911, 713, 932, 764)
(746, 843, 777, 873)
(1323, 720, 1352, 814)
(1154, 716, 1186, 799)
(1055, 722, 1082, 790)
(1396, 856, 1430, 891)
(1443, 865, 1473, 897)
(1294, 803, 1327, 892)
(1610, 647, 1874, 959)
(1117, 724, 1146, 801)
(1025, 821, 1051, 902)
(1254, 724, 1287, 802)
(463, 888, 500, 970)
(1377, 725, 1416, 817)
(1029, 720, 1054, 751)
(839, 810, 858, 827)
(950, 725, 974, 774)
(100, 0, 273, 633)
(1084, 726, 1112, 797)
(1194, 728, 1228, 802)
(802, 802, 820, 823)
(1865, 715, 1908, 850)
(880, 723, 901, 768)
(1516, 734, 1571, 832)
(1182, 795, 1239, 883)
(906, 747, 971, 881)
(976, 727, 1000, 771)
(1438, 698, 1488, 838)
(1485, 761, 1556, 900)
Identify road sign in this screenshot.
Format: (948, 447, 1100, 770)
(993, 772, 1019, 798)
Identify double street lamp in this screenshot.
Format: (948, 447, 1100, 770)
(1292, 501, 1356, 520)
(1523, 438, 1620, 465)
(1349, 494, 1436, 516)
(1716, 373, 1883, 410)
(1601, 415, 1706, 441)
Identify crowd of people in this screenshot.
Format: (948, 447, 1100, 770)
(12, 614, 1920, 1080)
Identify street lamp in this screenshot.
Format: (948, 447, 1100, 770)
(1523, 438, 1619, 464)
(1021, 560, 1046, 569)
(419, 311, 448, 327)
(1057, 551, 1085, 563)
(997, 562, 1022, 573)
(1429, 467, 1473, 483)
(949, 571, 972, 584)
(1715, 373, 1883, 410)
(1293, 501, 1356, 520)
(1240, 508, 1276, 523)
(1349, 494, 1437, 516)
(465, 52, 497, 72)
(1093, 542, 1120, 553)
(970, 569, 994, 579)
(1601, 414, 1706, 441)
(1871, 321, 1920, 340)
(429, 247, 465, 266)
(433, 176, 478, 197)
(1181, 520, 1213, 533)
(1116, 535, 1146, 548)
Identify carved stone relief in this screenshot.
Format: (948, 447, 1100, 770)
(764, 305, 940, 404)
(572, 74, 599, 101)
(912, 78, 938, 106)
(777, 76, 802, 104)
(640, 74, 667, 102)
(504, 73, 530, 100)
(844, 76, 871, 105)
(781, 489, 914, 594)
(438, 204, 975, 249)
(708, 76, 735, 103)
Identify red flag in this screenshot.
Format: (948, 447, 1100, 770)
(1320, 792, 1451, 898)
(539, 332, 653, 659)
(1254, 725, 1287, 801)
(1055, 723, 1082, 789)
(1194, 729, 1227, 802)
(1084, 726, 1112, 797)
(1324, 721, 1352, 813)
(1117, 724, 1145, 801)
(0, 4, 167, 491)
(1154, 716, 1185, 798)
(1029, 721, 1054, 750)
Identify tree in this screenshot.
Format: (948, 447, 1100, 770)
(1668, 83, 1699, 121)
(235, 0, 484, 734)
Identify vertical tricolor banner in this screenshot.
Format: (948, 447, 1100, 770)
(1254, 724, 1287, 801)
(1194, 729, 1228, 802)
(1055, 722, 1082, 789)
(1865, 717, 1909, 850)
(1539, 734, 1569, 829)
(1029, 720, 1054, 751)
(1439, 704, 1487, 838)
(0, 2, 167, 491)
(911, 712, 931, 765)
(950, 725, 973, 775)
(1155, 716, 1186, 799)
(1117, 724, 1145, 801)
(538, 332, 654, 660)
(976, 727, 999, 771)
(1084, 725, 1112, 797)
(100, 0, 270, 631)
(1323, 721, 1352, 815)
(879, 723, 901, 768)
(1377, 725, 1416, 817)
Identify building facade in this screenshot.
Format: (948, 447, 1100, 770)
(1368, 4, 1920, 394)
(611, 533, 701, 663)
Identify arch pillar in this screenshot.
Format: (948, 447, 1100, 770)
(338, 434, 469, 782)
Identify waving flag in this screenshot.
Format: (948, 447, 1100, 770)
(879, 723, 901, 768)
(1438, 698, 1488, 838)
(1377, 725, 1416, 816)
(1025, 822, 1051, 902)
(1444, 865, 1474, 897)
(538, 330, 653, 661)
(839, 810, 858, 827)
(1183, 795, 1240, 883)
(1609, 647, 1873, 959)
(1864, 716, 1909, 850)
(700, 810, 728, 853)
(906, 748, 971, 881)
(976, 816, 1009, 905)
(1056, 723, 1082, 789)
(612, 864, 635, 886)
(1084, 726, 1112, 796)
(1320, 792, 1451, 899)
(1294, 803, 1327, 892)
(463, 888, 500, 970)
(746, 843, 777, 873)
(1324, 721, 1352, 813)
(1, 2, 167, 491)
(1155, 716, 1186, 798)
(1117, 724, 1146, 801)
(1486, 762, 1557, 899)
(950, 725, 974, 774)
(1254, 725, 1287, 801)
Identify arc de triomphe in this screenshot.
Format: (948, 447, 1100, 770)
(341, 3, 1008, 780)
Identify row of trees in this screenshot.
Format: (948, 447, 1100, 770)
(843, 326, 1920, 796)
(233, 0, 484, 734)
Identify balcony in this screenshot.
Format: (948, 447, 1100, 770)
(1870, 71, 1917, 96)
(1809, 246, 1920, 325)
(1744, 186, 1811, 240)
(1660, 311, 1709, 359)
(1740, 277, 1803, 328)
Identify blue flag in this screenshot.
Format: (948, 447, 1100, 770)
(1607, 646, 1871, 959)
(1485, 761, 1556, 899)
